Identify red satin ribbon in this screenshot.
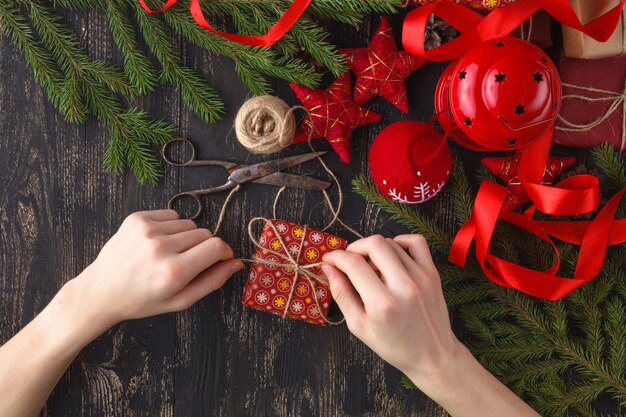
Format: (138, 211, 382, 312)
(446, 119, 626, 301)
(138, 0, 311, 47)
(402, 0, 625, 60)
(402, 0, 626, 299)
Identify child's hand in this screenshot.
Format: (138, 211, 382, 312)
(70, 210, 243, 330)
(321, 235, 460, 386)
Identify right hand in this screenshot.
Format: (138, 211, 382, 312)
(321, 234, 462, 385)
(68, 209, 243, 330)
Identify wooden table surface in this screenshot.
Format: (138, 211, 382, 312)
(0, 9, 462, 417)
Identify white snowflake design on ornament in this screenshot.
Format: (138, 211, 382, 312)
(414, 181, 445, 202)
(387, 187, 413, 204)
(310, 232, 323, 244)
(387, 180, 446, 204)
(259, 234, 266, 246)
(290, 301, 304, 313)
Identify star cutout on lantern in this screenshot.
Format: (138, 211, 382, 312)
(532, 72, 544, 83)
(481, 153, 576, 211)
(495, 72, 506, 83)
(339, 17, 425, 113)
(514, 104, 526, 115)
(290, 73, 382, 163)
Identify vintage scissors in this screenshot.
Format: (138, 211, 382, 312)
(162, 137, 332, 220)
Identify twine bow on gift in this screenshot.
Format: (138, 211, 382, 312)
(556, 81, 626, 151)
(243, 217, 344, 325)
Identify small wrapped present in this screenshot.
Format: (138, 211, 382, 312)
(242, 218, 348, 325)
(405, 0, 518, 11)
(562, 0, 625, 59)
(553, 55, 626, 151)
(511, 10, 553, 49)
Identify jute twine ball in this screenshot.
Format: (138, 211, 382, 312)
(234, 95, 296, 154)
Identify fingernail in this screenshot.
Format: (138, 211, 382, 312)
(321, 264, 333, 278)
(231, 261, 244, 273)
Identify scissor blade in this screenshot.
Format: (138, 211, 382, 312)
(253, 172, 331, 190)
(228, 152, 327, 184)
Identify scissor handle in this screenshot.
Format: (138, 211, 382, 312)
(161, 137, 197, 167)
(167, 192, 202, 220)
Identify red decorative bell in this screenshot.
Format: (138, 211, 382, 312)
(435, 37, 561, 151)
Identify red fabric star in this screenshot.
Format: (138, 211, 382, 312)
(482, 153, 576, 211)
(290, 73, 382, 163)
(339, 17, 426, 113)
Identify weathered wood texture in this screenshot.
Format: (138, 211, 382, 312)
(0, 9, 460, 417)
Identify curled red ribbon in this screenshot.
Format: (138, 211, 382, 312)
(402, 0, 626, 299)
(402, 0, 625, 60)
(138, 0, 311, 47)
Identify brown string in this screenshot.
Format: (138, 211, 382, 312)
(213, 101, 364, 240)
(556, 81, 626, 151)
(518, 14, 534, 42)
(240, 217, 345, 325)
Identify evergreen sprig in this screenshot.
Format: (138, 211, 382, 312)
(1, 0, 402, 183)
(353, 145, 626, 416)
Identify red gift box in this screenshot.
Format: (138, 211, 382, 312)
(242, 219, 348, 325)
(511, 10, 553, 48)
(553, 55, 626, 151)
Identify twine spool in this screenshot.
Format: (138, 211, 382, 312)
(234, 95, 296, 154)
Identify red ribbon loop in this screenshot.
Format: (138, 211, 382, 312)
(448, 126, 626, 300)
(138, 0, 311, 47)
(402, 0, 626, 61)
(407, 0, 626, 299)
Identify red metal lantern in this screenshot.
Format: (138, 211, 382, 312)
(435, 37, 561, 151)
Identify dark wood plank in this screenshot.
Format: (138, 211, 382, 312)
(0, 7, 462, 417)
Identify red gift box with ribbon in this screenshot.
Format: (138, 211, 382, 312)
(511, 10, 553, 48)
(553, 54, 626, 151)
(242, 219, 347, 325)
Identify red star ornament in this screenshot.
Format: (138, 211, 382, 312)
(290, 73, 382, 163)
(482, 153, 576, 211)
(339, 17, 426, 113)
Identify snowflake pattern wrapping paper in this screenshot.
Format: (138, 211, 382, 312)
(242, 219, 348, 325)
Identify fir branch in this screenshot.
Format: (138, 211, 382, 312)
(308, 0, 402, 26)
(448, 154, 474, 226)
(357, 155, 626, 414)
(0, 5, 63, 111)
(135, 8, 225, 123)
(352, 176, 453, 253)
(161, 6, 321, 90)
(25, 0, 175, 183)
(592, 143, 626, 191)
(290, 17, 347, 77)
(106, 0, 157, 96)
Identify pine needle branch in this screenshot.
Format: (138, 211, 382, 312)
(135, 8, 225, 123)
(352, 176, 453, 253)
(356, 153, 626, 414)
(0, 5, 63, 111)
(106, 0, 157, 96)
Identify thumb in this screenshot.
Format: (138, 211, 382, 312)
(321, 264, 364, 328)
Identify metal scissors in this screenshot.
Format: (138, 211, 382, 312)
(162, 137, 331, 220)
